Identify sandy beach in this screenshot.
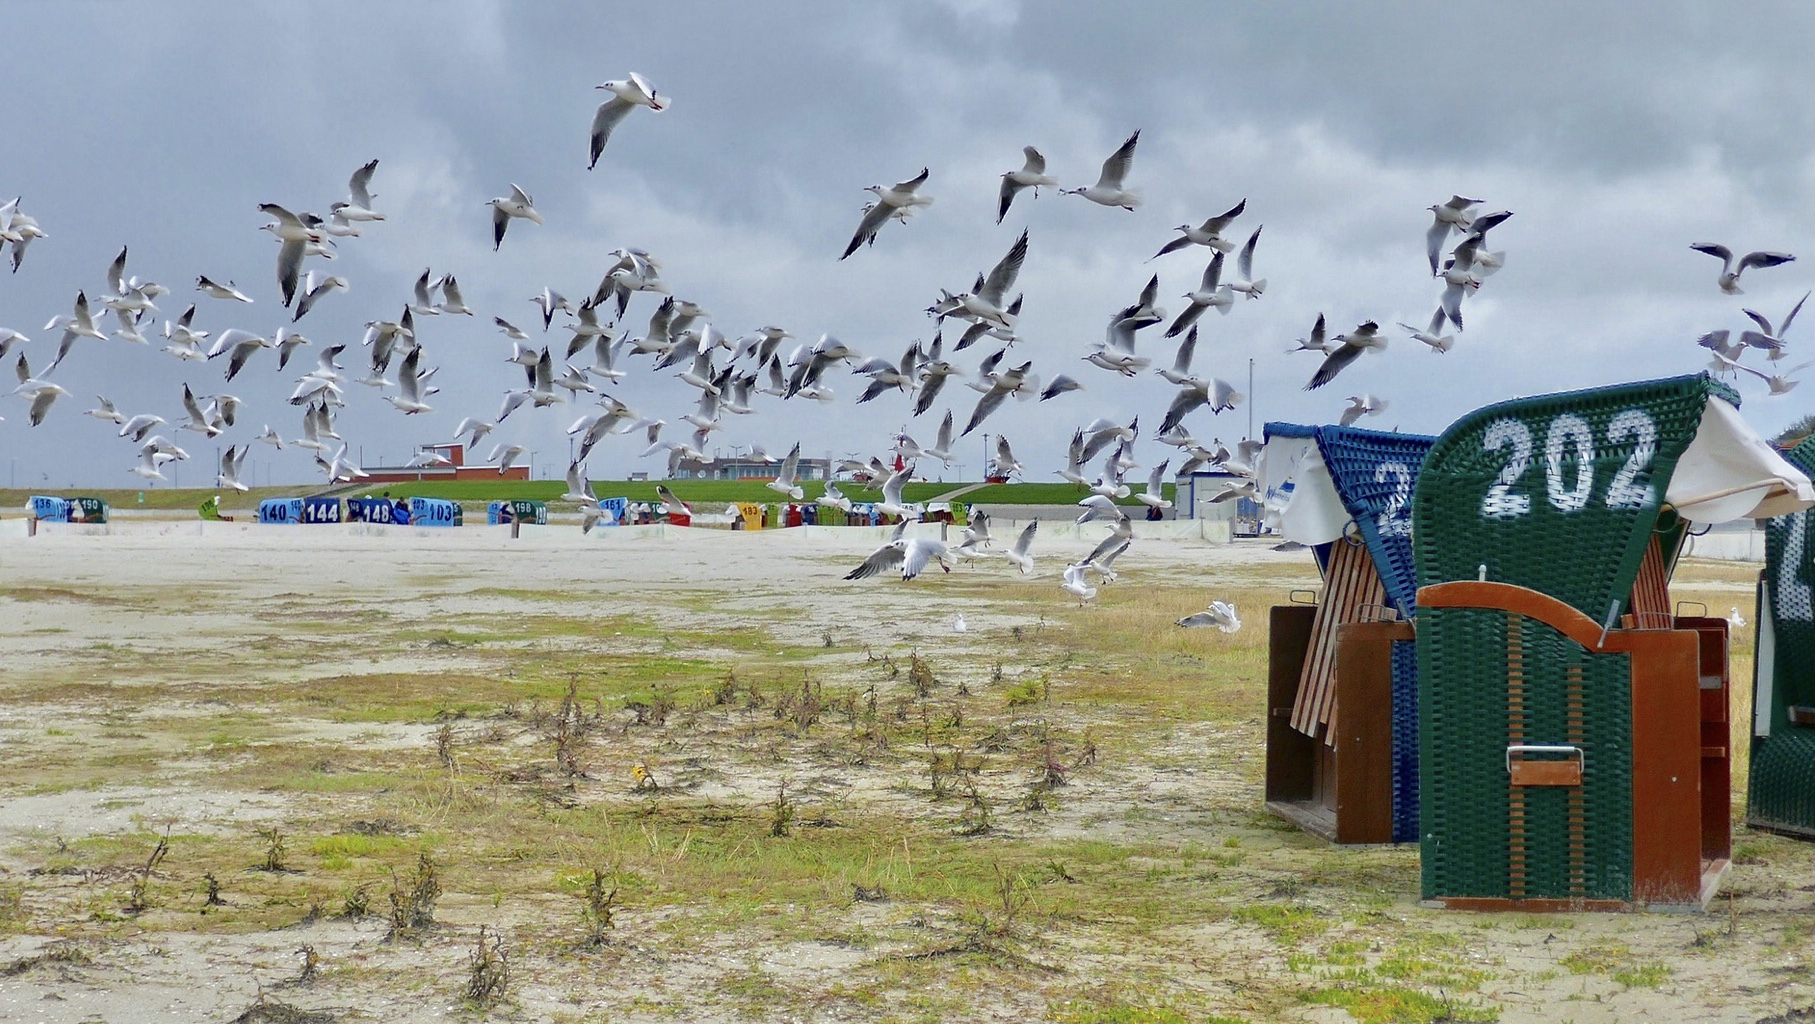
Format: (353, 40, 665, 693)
(0, 523, 1807, 1023)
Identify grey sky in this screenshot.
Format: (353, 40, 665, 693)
(2, 1, 1810, 489)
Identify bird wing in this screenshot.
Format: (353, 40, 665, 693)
(1236, 225, 1262, 281)
(277, 238, 304, 306)
(779, 442, 801, 484)
(589, 97, 634, 169)
(841, 202, 894, 260)
(491, 205, 510, 250)
(844, 542, 906, 581)
(891, 167, 930, 194)
(963, 386, 1010, 436)
(979, 230, 1028, 305)
(349, 159, 379, 208)
(995, 176, 1023, 225)
(1780, 291, 1811, 337)
(1011, 519, 1038, 557)
(1096, 129, 1140, 189)
(1159, 385, 1209, 436)
(1305, 342, 1363, 390)
(1689, 242, 1733, 267)
(900, 539, 944, 580)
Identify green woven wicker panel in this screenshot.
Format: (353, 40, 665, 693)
(1413, 374, 1731, 621)
(1749, 436, 1815, 834)
(1420, 608, 1633, 901)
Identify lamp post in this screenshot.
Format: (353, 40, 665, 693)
(1246, 358, 1255, 441)
(981, 432, 990, 481)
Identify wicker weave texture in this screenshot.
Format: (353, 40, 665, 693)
(1420, 608, 1633, 901)
(1750, 436, 1815, 834)
(1413, 374, 1724, 620)
(1316, 425, 1437, 620)
(1390, 640, 1420, 843)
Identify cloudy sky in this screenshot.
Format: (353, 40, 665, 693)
(2, 1, 1810, 490)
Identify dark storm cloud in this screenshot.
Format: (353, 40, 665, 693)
(0, 1, 1809, 489)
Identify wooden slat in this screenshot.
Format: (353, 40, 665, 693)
(1291, 541, 1387, 742)
(1628, 535, 1671, 626)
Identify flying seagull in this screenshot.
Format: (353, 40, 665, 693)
(997, 146, 1059, 223)
(489, 184, 544, 251)
(1689, 243, 1795, 295)
(590, 72, 667, 169)
(1066, 130, 1141, 210)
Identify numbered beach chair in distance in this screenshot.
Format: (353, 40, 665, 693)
(1413, 373, 1813, 911)
(1749, 436, 1815, 839)
(1260, 423, 1435, 845)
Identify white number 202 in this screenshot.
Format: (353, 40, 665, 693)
(1479, 408, 1658, 520)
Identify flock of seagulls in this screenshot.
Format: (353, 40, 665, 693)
(2, 68, 1804, 621)
(1691, 244, 1808, 394)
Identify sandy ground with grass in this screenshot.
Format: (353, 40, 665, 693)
(0, 522, 1809, 1024)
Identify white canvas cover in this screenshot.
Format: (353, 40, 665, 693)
(1668, 397, 1814, 523)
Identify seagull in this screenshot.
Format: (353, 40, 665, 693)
(1177, 600, 1241, 632)
(217, 445, 250, 492)
(922, 411, 958, 466)
(1085, 308, 1162, 376)
(196, 275, 254, 303)
(590, 72, 667, 169)
(992, 435, 1023, 478)
(488, 443, 527, 474)
(1158, 377, 1243, 436)
(338, 159, 384, 221)
(1066, 130, 1141, 210)
(646, 485, 690, 518)
(958, 230, 1028, 329)
(1689, 243, 1795, 295)
(131, 441, 170, 481)
(765, 442, 805, 500)
(384, 346, 434, 414)
(1227, 225, 1266, 299)
(997, 146, 1059, 223)
(841, 168, 934, 259)
(453, 416, 495, 450)
(85, 395, 125, 424)
(1165, 253, 1233, 337)
(874, 463, 920, 521)
(209, 329, 272, 382)
(1135, 460, 1173, 510)
(494, 316, 531, 341)
(274, 327, 310, 371)
(1151, 198, 1246, 259)
(562, 459, 595, 503)
(257, 425, 284, 449)
(1729, 606, 1747, 628)
(1732, 359, 1812, 395)
(953, 613, 967, 633)
(531, 287, 571, 330)
(844, 530, 955, 581)
(285, 272, 347, 323)
(118, 413, 166, 443)
(489, 184, 544, 251)
(1426, 195, 1481, 275)
(1039, 374, 1083, 401)
(820, 481, 854, 513)
(18, 382, 69, 426)
(1399, 309, 1454, 353)
(1305, 321, 1387, 390)
(1290, 313, 1330, 354)
(1003, 520, 1038, 574)
(1340, 394, 1389, 426)
(1738, 290, 1809, 360)
(1061, 563, 1099, 603)
(257, 203, 323, 307)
